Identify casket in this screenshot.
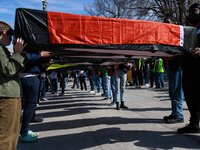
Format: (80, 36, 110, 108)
(14, 8, 197, 59)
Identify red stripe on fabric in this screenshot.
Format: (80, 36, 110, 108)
(47, 11, 181, 46)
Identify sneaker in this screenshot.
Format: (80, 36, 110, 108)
(177, 124, 200, 134)
(95, 93, 101, 96)
(31, 116, 44, 123)
(165, 118, 184, 124)
(53, 92, 58, 95)
(42, 98, 48, 101)
(101, 94, 105, 97)
(89, 91, 95, 94)
(149, 86, 153, 88)
(28, 130, 39, 137)
(102, 98, 110, 100)
(109, 102, 116, 106)
(19, 134, 38, 143)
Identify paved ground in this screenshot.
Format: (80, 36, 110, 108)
(17, 79, 200, 150)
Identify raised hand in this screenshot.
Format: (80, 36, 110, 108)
(13, 38, 27, 54)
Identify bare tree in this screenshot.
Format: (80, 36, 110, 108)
(132, 0, 199, 25)
(84, 0, 200, 25)
(84, 0, 137, 19)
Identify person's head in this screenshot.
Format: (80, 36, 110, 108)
(163, 16, 175, 24)
(188, 3, 200, 25)
(0, 21, 14, 46)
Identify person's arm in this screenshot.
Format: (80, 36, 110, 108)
(26, 51, 53, 61)
(25, 53, 41, 61)
(0, 38, 27, 76)
(0, 50, 26, 76)
(40, 51, 53, 57)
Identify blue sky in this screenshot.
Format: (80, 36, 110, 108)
(0, 0, 93, 49)
(0, 0, 93, 26)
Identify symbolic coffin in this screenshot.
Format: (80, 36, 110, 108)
(14, 8, 196, 57)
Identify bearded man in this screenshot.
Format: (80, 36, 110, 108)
(177, 3, 200, 134)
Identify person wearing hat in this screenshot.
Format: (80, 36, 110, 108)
(79, 70, 87, 90)
(0, 21, 27, 150)
(177, 2, 200, 134)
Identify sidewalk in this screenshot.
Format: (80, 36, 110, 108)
(17, 81, 200, 150)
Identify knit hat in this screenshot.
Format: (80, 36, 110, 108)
(189, 2, 200, 10)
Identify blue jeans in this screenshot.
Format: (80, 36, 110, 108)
(89, 75, 94, 91)
(39, 81, 46, 99)
(20, 76, 40, 136)
(103, 76, 112, 99)
(144, 71, 149, 84)
(51, 78, 58, 92)
(115, 70, 126, 102)
(50, 78, 53, 91)
(95, 76, 101, 93)
(65, 77, 68, 84)
(102, 76, 105, 94)
(156, 72, 164, 87)
(111, 72, 116, 102)
(167, 68, 184, 119)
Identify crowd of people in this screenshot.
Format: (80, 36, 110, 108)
(1, 2, 200, 150)
(128, 57, 165, 89)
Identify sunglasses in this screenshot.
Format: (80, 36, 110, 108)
(6, 28, 14, 35)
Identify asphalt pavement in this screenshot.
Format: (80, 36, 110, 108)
(17, 79, 200, 150)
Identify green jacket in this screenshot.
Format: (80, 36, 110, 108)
(0, 44, 26, 98)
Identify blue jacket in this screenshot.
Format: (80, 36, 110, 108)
(23, 53, 43, 73)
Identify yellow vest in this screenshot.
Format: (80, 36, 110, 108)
(138, 59, 142, 70)
(153, 59, 164, 73)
